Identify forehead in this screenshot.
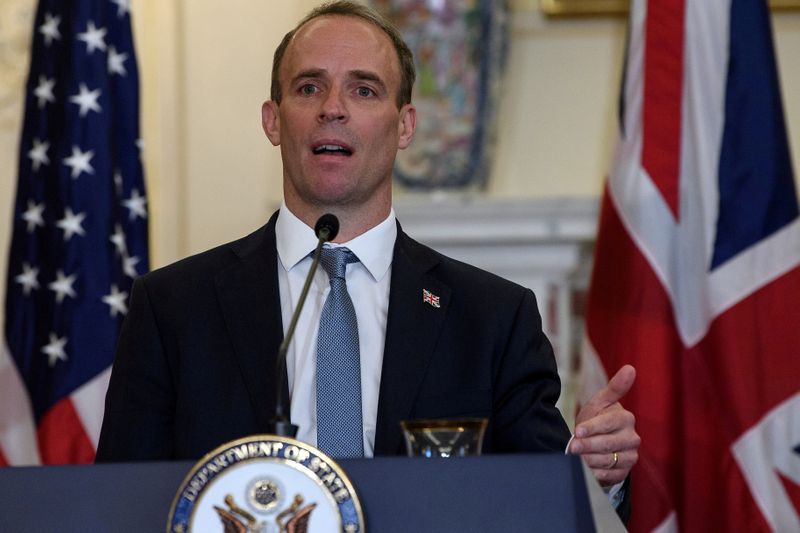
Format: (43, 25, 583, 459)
(281, 15, 400, 81)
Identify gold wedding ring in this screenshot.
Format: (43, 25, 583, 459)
(610, 451, 619, 469)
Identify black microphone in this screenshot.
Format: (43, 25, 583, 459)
(271, 213, 339, 437)
(315, 213, 339, 243)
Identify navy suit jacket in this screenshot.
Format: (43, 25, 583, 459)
(96, 212, 571, 461)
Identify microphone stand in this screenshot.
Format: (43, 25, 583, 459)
(271, 217, 337, 437)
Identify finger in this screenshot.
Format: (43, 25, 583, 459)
(580, 450, 637, 471)
(584, 364, 636, 415)
(569, 428, 640, 456)
(585, 450, 638, 487)
(596, 364, 636, 407)
(575, 406, 635, 439)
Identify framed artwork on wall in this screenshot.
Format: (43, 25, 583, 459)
(373, 0, 509, 191)
(540, 0, 626, 15)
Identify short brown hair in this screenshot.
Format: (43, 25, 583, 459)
(270, 1, 416, 109)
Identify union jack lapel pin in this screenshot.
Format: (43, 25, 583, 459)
(422, 288, 441, 308)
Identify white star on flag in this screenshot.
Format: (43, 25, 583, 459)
(41, 333, 68, 367)
(77, 21, 107, 54)
(38, 13, 61, 47)
(14, 263, 40, 296)
(48, 270, 77, 304)
(27, 138, 50, 171)
(110, 0, 132, 18)
(110, 224, 128, 255)
(69, 83, 102, 117)
(123, 189, 147, 220)
(102, 285, 129, 317)
(56, 208, 87, 241)
(107, 46, 128, 76)
(123, 255, 140, 278)
(63, 145, 95, 179)
(34, 76, 56, 109)
(22, 200, 45, 233)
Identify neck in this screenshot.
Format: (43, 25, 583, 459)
(284, 200, 391, 243)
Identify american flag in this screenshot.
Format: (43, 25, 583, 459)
(1, 0, 148, 466)
(581, 0, 800, 530)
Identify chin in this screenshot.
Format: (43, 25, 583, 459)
(308, 177, 359, 202)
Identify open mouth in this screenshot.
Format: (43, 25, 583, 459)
(312, 144, 353, 156)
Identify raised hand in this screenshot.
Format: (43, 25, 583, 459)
(569, 365, 640, 486)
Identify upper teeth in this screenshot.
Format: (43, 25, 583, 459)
(318, 145, 344, 151)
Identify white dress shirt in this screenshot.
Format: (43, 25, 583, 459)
(275, 203, 396, 457)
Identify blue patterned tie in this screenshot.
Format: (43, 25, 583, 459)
(316, 247, 364, 457)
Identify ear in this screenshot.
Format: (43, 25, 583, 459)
(261, 100, 281, 146)
(397, 104, 416, 150)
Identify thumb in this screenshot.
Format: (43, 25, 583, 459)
(578, 365, 636, 421)
(596, 364, 636, 408)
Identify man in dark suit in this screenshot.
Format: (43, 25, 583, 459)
(97, 0, 639, 501)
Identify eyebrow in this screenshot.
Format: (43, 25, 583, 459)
(290, 68, 326, 86)
(349, 70, 387, 92)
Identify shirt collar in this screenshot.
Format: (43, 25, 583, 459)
(275, 202, 397, 282)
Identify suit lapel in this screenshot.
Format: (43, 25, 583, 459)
(215, 213, 286, 430)
(374, 228, 451, 455)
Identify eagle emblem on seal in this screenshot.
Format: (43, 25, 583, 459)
(214, 493, 316, 533)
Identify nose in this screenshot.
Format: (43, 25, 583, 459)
(318, 86, 348, 123)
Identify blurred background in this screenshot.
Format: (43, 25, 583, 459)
(1, 0, 799, 418)
(2, 0, 796, 269)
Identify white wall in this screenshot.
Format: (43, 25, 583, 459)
(489, 8, 627, 199)
(126, 0, 329, 266)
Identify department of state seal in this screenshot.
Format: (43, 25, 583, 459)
(167, 435, 364, 533)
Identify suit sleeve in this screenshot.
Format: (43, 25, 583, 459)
(490, 288, 572, 453)
(95, 276, 176, 462)
(496, 289, 634, 522)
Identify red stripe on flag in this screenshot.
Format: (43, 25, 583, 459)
(695, 265, 800, 433)
(586, 190, 783, 531)
(37, 397, 95, 465)
(677, 348, 772, 532)
(0, 449, 7, 467)
(642, 0, 686, 219)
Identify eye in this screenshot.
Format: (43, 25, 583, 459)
(356, 86, 375, 98)
(300, 84, 318, 96)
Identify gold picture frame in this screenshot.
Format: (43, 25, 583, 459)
(541, 0, 800, 17)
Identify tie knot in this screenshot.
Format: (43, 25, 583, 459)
(319, 246, 358, 280)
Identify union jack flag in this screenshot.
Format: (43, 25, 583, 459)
(580, 0, 800, 530)
(422, 288, 440, 308)
(1, 0, 148, 466)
